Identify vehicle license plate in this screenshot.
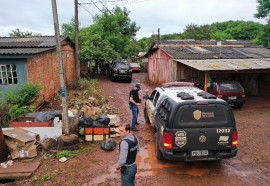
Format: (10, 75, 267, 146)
(120, 70, 126, 73)
(191, 150, 208, 156)
(228, 96, 237, 100)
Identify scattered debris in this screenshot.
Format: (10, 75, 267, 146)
(57, 134, 79, 149)
(59, 157, 68, 163)
(108, 115, 121, 127)
(0, 162, 41, 179)
(0, 162, 8, 169)
(100, 139, 116, 151)
(0, 160, 13, 169)
(42, 138, 57, 150)
(3, 128, 40, 159)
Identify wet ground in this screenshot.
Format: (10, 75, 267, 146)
(6, 72, 270, 186)
(93, 72, 270, 186)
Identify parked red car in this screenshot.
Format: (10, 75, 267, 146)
(208, 81, 246, 108)
(130, 63, 141, 72)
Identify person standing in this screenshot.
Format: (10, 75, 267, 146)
(129, 83, 141, 131)
(116, 124, 140, 186)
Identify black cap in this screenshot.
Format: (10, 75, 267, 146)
(135, 83, 141, 90)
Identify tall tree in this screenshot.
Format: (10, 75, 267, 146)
(137, 37, 153, 52)
(253, 23, 270, 47)
(9, 28, 41, 37)
(93, 6, 140, 59)
(161, 33, 182, 40)
(79, 26, 120, 64)
(181, 24, 211, 40)
(255, 0, 270, 19)
(61, 17, 75, 40)
(210, 21, 265, 41)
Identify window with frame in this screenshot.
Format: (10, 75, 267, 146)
(0, 64, 18, 85)
(153, 92, 160, 106)
(150, 90, 156, 100)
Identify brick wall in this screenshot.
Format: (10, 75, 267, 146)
(27, 44, 75, 102)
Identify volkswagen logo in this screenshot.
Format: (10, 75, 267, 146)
(199, 135, 207, 143)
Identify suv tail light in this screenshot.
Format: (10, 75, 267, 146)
(232, 131, 238, 147)
(163, 132, 173, 149)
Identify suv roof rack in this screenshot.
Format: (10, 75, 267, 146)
(177, 92, 194, 100)
(197, 91, 216, 99)
(162, 81, 194, 88)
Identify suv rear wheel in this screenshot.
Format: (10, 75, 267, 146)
(155, 133, 165, 161)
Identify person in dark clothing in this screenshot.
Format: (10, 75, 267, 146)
(116, 124, 140, 186)
(129, 83, 141, 131)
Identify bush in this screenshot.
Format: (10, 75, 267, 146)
(0, 102, 11, 127)
(8, 105, 33, 120)
(139, 61, 145, 72)
(5, 82, 42, 106)
(3, 82, 42, 122)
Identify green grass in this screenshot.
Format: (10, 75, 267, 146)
(54, 142, 98, 159)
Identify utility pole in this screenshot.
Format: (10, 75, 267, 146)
(51, 0, 69, 134)
(75, 0, 80, 83)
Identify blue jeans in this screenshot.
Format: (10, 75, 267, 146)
(121, 164, 137, 186)
(129, 104, 138, 129)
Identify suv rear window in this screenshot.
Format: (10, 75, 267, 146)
(173, 105, 230, 128)
(220, 83, 243, 92)
(116, 63, 130, 69)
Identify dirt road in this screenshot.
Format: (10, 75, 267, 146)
(94, 72, 270, 186)
(7, 72, 270, 186)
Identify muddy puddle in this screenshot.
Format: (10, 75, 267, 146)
(88, 143, 217, 185)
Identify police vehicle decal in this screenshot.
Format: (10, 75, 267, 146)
(175, 131, 187, 148)
(193, 110, 215, 120)
(216, 128, 231, 133)
(218, 136, 229, 145)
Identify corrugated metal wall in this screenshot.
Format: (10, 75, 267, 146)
(148, 49, 178, 84)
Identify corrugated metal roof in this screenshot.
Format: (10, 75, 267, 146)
(237, 48, 270, 58)
(176, 59, 270, 71)
(0, 36, 71, 55)
(160, 45, 251, 59)
(0, 48, 52, 55)
(0, 36, 67, 47)
(157, 40, 262, 48)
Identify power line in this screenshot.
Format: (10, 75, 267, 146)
(90, 0, 103, 13)
(79, 3, 95, 16)
(79, 0, 150, 15)
(78, 0, 151, 39)
(80, 0, 150, 5)
(98, 0, 112, 14)
(80, 0, 120, 4)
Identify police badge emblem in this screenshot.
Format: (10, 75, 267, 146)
(193, 110, 202, 120)
(175, 131, 187, 148)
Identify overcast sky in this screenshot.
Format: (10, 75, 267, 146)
(0, 0, 267, 39)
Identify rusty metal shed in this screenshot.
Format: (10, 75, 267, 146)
(176, 59, 270, 71)
(145, 40, 270, 97)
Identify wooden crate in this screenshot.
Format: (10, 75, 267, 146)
(84, 127, 110, 142)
